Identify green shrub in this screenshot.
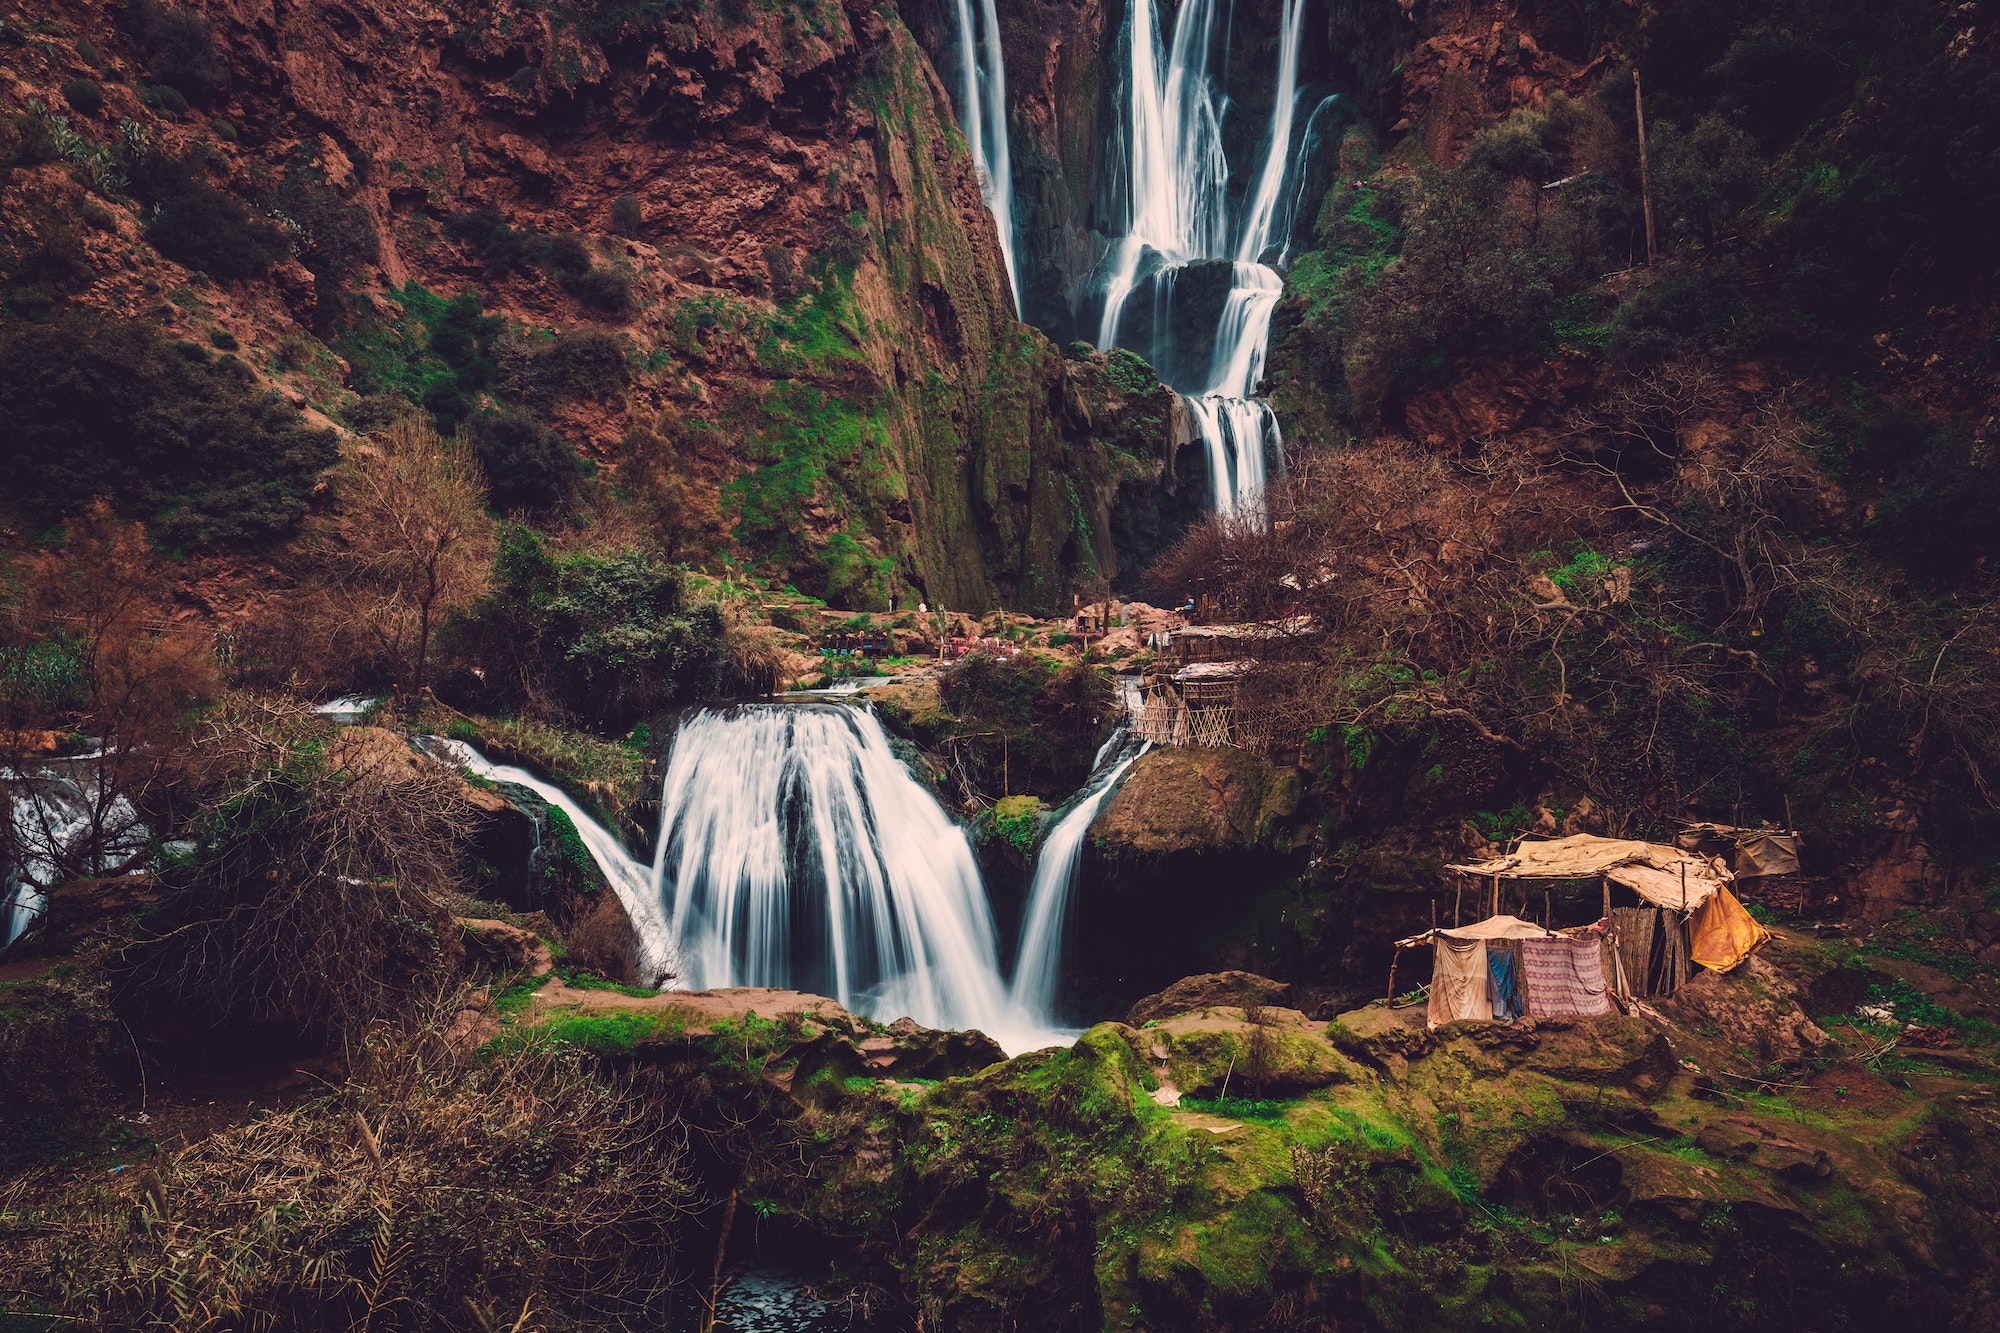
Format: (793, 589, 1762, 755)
(340, 284, 502, 429)
(207, 326, 237, 350)
(446, 205, 544, 272)
(74, 35, 104, 67)
(119, 0, 230, 103)
(545, 232, 592, 277)
(268, 157, 379, 326)
(210, 116, 235, 140)
(455, 525, 742, 727)
(562, 264, 633, 318)
(60, 78, 103, 116)
(610, 193, 643, 237)
(463, 409, 580, 516)
(500, 328, 629, 406)
(139, 82, 189, 117)
(129, 150, 288, 280)
(0, 310, 336, 546)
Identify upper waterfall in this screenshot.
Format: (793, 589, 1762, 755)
(1094, 0, 1320, 520)
(951, 0, 1020, 314)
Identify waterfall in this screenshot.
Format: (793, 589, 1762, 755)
(951, 0, 1020, 313)
(651, 704, 1056, 1050)
(421, 737, 677, 984)
(1010, 679, 1148, 1025)
(1096, 0, 1319, 520)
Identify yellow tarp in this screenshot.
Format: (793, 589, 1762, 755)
(1688, 886, 1772, 972)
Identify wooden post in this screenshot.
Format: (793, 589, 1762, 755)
(1386, 943, 1403, 1002)
(1601, 873, 1611, 923)
(1545, 890, 1552, 928)
(1634, 69, 1657, 265)
(1492, 874, 1500, 919)
(1454, 877, 1463, 927)
(1680, 861, 1687, 912)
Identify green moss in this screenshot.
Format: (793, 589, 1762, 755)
(543, 1008, 685, 1054)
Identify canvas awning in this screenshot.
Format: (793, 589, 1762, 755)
(1448, 833, 1733, 912)
(1395, 914, 1554, 948)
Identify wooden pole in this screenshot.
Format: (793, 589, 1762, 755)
(1634, 69, 1657, 265)
(1601, 873, 1611, 923)
(1545, 890, 1552, 928)
(1386, 943, 1403, 1002)
(1454, 877, 1463, 927)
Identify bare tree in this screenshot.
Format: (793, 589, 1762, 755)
(0, 504, 217, 905)
(312, 419, 494, 703)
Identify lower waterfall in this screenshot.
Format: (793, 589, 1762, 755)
(651, 704, 1057, 1051)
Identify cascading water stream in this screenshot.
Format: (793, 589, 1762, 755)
(420, 737, 677, 984)
(951, 0, 1020, 313)
(1010, 679, 1149, 1026)
(650, 704, 1059, 1052)
(1096, 0, 1315, 519)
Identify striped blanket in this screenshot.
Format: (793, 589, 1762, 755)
(1520, 936, 1613, 1018)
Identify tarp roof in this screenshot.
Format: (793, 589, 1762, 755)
(1395, 914, 1556, 947)
(1448, 833, 1732, 911)
(1173, 660, 1253, 682)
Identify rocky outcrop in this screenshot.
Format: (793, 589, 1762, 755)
(1088, 746, 1306, 858)
(1126, 970, 1295, 1025)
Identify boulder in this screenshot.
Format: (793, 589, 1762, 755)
(1090, 748, 1304, 858)
(1127, 971, 1294, 1025)
(1140, 1007, 1353, 1098)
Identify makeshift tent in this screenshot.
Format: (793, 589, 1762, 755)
(1396, 916, 1620, 1029)
(1399, 836, 1772, 1025)
(1677, 822, 1802, 879)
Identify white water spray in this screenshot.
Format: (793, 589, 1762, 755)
(651, 705, 1059, 1051)
(952, 0, 1020, 313)
(1010, 679, 1148, 1026)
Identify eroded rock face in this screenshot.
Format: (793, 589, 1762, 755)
(17, 0, 1196, 614)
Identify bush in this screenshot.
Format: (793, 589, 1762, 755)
(119, 704, 468, 1040)
(463, 409, 581, 515)
(119, 0, 230, 103)
(129, 150, 288, 280)
(74, 35, 105, 68)
(0, 310, 336, 545)
(545, 232, 592, 277)
(210, 115, 235, 140)
(7, 1023, 696, 1327)
(611, 193, 643, 237)
(563, 265, 633, 317)
(446, 205, 545, 273)
(269, 158, 379, 325)
(499, 327, 630, 405)
(138, 81, 189, 117)
(456, 526, 742, 727)
(206, 326, 236, 349)
(60, 78, 103, 116)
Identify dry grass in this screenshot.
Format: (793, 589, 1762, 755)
(1, 1009, 699, 1330)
